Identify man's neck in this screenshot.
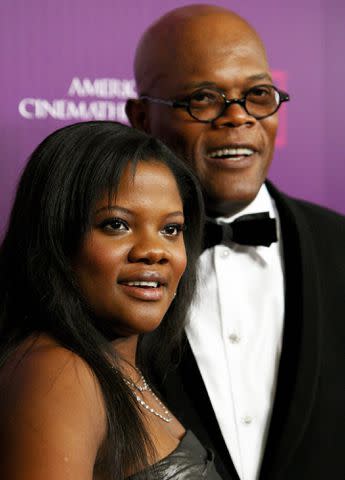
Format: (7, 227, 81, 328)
(206, 200, 250, 219)
(205, 185, 274, 221)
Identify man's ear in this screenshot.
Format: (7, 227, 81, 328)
(125, 99, 151, 133)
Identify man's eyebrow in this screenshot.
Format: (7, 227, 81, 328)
(180, 81, 218, 91)
(247, 73, 273, 82)
(180, 74, 273, 92)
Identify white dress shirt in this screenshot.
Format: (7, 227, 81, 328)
(186, 185, 285, 480)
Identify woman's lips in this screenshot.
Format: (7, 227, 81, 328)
(119, 280, 165, 301)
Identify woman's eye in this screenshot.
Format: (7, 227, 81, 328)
(161, 223, 185, 237)
(99, 218, 129, 233)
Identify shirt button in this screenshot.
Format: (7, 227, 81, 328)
(229, 333, 241, 344)
(242, 416, 253, 425)
(220, 248, 230, 258)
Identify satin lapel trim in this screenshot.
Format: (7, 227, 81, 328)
(168, 338, 241, 480)
(261, 183, 322, 478)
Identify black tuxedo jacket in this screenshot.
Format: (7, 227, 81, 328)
(158, 182, 345, 480)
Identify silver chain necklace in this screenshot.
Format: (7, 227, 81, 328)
(124, 368, 172, 423)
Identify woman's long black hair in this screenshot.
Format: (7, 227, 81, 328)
(0, 121, 204, 479)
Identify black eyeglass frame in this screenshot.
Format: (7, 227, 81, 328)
(140, 85, 290, 123)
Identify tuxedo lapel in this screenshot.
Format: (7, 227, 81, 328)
(163, 339, 240, 480)
(260, 183, 322, 478)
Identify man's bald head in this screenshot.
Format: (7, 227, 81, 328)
(134, 4, 268, 95)
(128, 4, 279, 217)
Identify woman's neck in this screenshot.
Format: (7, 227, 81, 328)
(111, 334, 139, 377)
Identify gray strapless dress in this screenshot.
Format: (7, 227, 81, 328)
(127, 430, 222, 479)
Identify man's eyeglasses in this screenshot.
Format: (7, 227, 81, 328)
(140, 85, 290, 123)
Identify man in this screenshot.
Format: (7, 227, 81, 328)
(126, 5, 345, 480)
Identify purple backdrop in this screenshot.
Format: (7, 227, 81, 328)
(1, 0, 344, 237)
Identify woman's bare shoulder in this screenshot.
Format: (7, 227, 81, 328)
(0, 334, 107, 480)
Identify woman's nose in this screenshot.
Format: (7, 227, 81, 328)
(128, 234, 169, 265)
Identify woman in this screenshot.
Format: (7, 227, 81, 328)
(0, 121, 221, 480)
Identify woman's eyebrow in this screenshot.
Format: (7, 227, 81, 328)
(94, 206, 184, 217)
(94, 205, 132, 215)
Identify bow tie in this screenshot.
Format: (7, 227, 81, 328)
(203, 212, 277, 250)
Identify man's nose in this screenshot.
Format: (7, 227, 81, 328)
(128, 234, 169, 265)
(213, 100, 256, 128)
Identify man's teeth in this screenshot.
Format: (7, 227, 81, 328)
(125, 281, 159, 288)
(209, 147, 254, 158)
